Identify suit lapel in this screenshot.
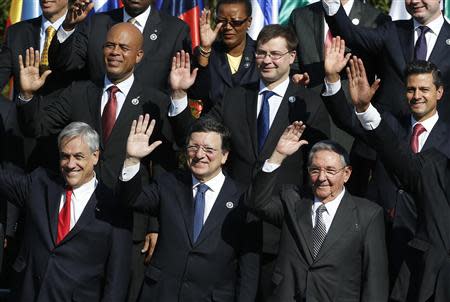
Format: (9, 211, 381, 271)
(348, 1, 362, 24)
(194, 177, 238, 246)
(88, 84, 105, 149)
(175, 172, 196, 245)
(422, 119, 446, 152)
(398, 20, 415, 64)
(32, 17, 41, 50)
(312, 6, 325, 60)
(294, 197, 314, 264)
(315, 192, 355, 261)
(429, 22, 450, 64)
(246, 89, 259, 158)
(214, 47, 233, 87)
(46, 182, 64, 246)
(140, 6, 162, 67)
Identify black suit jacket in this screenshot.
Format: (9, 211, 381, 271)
(0, 167, 132, 302)
(289, 1, 390, 88)
(17, 79, 175, 238)
(365, 119, 450, 302)
(0, 16, 77, 97)
(245, 169, 388, 302)
(190, 35, 259, 112)
(49, 6, 191, 91)
(172, 81, 330, 253)
(127, 170, 259, 302)
(325, 6, 450, 121)
(323, 88, 450, 284)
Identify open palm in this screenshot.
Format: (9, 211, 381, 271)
(126, 114, 162, 160)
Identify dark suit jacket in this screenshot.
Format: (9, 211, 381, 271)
(0, 167, 132, 302)
(289, 1, 390, 88)
(171, 81, 330, 253)
(190, 35, 259, 112)
(245, 169, 388, 302)
(127, 170, 259, 302)
(365, 119, 450, 302)
(49, 6, 191, 91)
(325, 6, 450, 121)
(323, 88, 450, 284)
(16, 79, 175, 238)
(0, 16, 77, 97)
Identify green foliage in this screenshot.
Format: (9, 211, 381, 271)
(368, 0, 391, 14)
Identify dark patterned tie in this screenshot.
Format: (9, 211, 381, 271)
(257, 90, 275, 152)
(102, 86, 119, 143)
(414, 26, 430, 60)
(193, 183, 209, 242)
(312, 204, 327, 259)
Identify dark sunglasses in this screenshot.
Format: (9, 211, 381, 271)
(215, 18, 249, 28)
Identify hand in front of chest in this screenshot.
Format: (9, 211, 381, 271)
(18, 48, 51, 99)
(125, 114, 162, 167)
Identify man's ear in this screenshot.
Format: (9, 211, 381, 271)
(136, 49, 144, 64)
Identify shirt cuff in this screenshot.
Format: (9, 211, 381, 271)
(322, 78, 341, 96)
(322, 0, 341, 16)
(120, 163, 140, 181)
(57, 26, 75, 43)
(168, 96, 188, 117)
(262, 160, 281, 173)
(355, 103, 381, 130)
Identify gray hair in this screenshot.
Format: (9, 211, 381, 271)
(308, 140, 349, 168)
(58, 122, 99, 153)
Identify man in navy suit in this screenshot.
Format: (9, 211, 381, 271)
(0, 121, 132, 302)
(321, 0, 450, 121)
(121, 115, 259, 302)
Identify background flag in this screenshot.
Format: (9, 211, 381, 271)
(155, 0, 204, 49)
(248, 0, 281, 40)
(93, 0, 123, 13)
(279, 0, 315, 25)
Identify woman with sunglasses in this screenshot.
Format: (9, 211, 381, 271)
(190, 0, 259, 113)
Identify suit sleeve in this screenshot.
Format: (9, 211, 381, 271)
(244, 169, 285, 227)
(361, 206, 389, 302)
(0, 163, 30, 208)
(0, 31, 14, 90)
(324, 5, 387, 57)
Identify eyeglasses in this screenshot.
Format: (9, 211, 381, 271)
(307, 166, 347, 177)
(186, 145, 218, 155)
(215, 18, 249, 28)
(255, 50, 291, 61)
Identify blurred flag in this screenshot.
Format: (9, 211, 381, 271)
(279, 0, 316, 25)
(389, 0, 410, 20)
(248, 0, 281, 40)
(444, 0, 450, 21)
(93, 0, 123, 13)
(6, 0, 40, 27)
(155, 0, 204, 49)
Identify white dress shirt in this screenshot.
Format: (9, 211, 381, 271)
(312, 188, 345, 231)
(59, 175, 98, 230)
(413, 16, 444, 60)
(40, 13, 66, 53)
(256, 78, 290, 128)
(101, 74, 134, 119)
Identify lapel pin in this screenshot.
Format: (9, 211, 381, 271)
(95, 207, 100, 212)
(150, 33, 158, 41)
(131, 96, 140, 105)
(446, 39, 450, 45)
(288, 96, 296, 103)
(243, 56, 251, 69)
(226, 201, 234, 209)
(352, 18, 360, 25)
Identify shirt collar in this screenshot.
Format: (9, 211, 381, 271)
(103, 74, 135, 96)
(312, 187, 346, 217)
(192, 170, 226, 193)
(411, 111, 439, 133)
(123, 5, 151, 28)
(413, 14, 444, 36)
(342, 0, 355, 16)
(258, 77, 290, 98)
(71, 174, 98, 198)
(41, 12, 67, 33)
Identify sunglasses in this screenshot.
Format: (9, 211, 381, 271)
(215, 18, 249, 28)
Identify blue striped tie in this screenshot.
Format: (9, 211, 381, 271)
(257, 91, 275, 152)
(193, 183, 209, 242)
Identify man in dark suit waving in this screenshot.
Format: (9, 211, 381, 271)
(49, 0, 191, 91)
(245, 123, 388, 302)
(120, 115, 259, 302)
(0, 121, 132, 302)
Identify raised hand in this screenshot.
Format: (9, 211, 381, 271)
(63, 0, 95, 31)
(169, 50, 198, 99)
(268, 121, 308, 165)
(324, 36, 351, 83)
(19, 48, 52, 99)
(292, 72, 311, 87)
(346, 57, 380, 112)
(125, 114, 162, 166)
(199, 9, 222, 49)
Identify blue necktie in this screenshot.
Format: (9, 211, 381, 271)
(414, 26, 430, 61)
(257, 91, 275, 152)
(193, 183, 209, 242)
